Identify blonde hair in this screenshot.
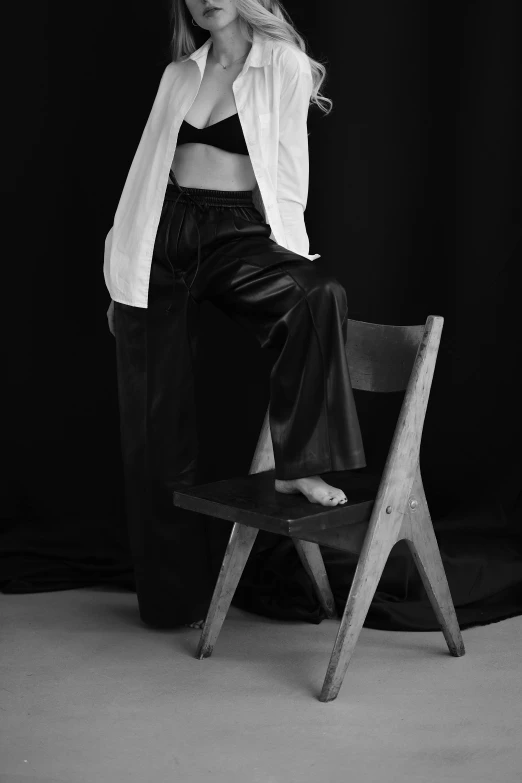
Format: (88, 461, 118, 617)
(168, 0, 332, 115)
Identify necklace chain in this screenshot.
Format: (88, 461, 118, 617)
(210, 47, 249, 70)
(220, 53, 247, 69)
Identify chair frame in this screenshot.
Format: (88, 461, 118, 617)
(173, 315, 465, 702)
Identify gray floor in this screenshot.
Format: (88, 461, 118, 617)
(1, 587, 521, 783)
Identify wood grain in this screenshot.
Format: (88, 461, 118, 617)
(196, 522, 259, 660)
(171, 315, 466, 702)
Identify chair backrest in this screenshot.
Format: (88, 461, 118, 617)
(249, 315, 442, 475)
(345, 319, 426, 393)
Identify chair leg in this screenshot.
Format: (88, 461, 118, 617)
(196, 522, 258, 660)
(406, 478, 465, 658)
(293, 540, 337, 618)
(319, 514, 401, 703)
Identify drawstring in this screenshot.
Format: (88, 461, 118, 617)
(163, 170, 254, 315)
(165, 180, 204, 315)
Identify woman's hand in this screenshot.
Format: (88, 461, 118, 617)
(107, 300, 115, 336)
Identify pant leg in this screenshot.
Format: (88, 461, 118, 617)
(113, 207, 214, 628)
(191, 231, 366, 481)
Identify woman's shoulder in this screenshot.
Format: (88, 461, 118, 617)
(270, 40, 311, 77)
(159, 57, 194, 78)
(155, 58, 195, 92)
(162, 60, 183, 78)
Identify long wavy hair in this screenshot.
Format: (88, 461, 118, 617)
(168, 0, 332, 115)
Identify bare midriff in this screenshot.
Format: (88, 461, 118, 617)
(171, 143, 257, 191)
(171, 43, 258, 192)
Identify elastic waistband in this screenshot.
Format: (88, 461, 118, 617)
(165, 177, 254, 208)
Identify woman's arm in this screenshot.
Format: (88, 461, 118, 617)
(276, 51, 314, 258)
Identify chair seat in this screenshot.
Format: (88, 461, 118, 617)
(172, 469, 380, 536)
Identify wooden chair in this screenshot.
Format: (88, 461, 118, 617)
(172, 315, 465, 702)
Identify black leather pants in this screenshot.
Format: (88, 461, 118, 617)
(113, 173, 365, 626)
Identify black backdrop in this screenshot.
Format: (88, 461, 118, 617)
(2, 1, 521, 630)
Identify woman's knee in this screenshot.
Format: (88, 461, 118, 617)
(283, 258, 348, 314)
(311, 273, 348, 314)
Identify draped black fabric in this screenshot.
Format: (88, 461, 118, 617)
(2, 1, 520, 631)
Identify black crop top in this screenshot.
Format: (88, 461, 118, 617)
(176, 112, 249, 156)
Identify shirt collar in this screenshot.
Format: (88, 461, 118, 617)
(188, 29, 273, 71)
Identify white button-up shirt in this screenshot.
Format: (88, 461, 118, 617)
(103, 30, 321, 308)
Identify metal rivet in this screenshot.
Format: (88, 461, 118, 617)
(386, 506, 392, 514)
(409, 499, 418, 510)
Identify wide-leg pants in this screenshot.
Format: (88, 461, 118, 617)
(113, 174, 366, 627)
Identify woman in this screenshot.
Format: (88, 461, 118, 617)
(104, 0, 366, 628)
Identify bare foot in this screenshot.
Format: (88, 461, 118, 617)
(185, 619, 205, 630)
(275, 475, 348, 506)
